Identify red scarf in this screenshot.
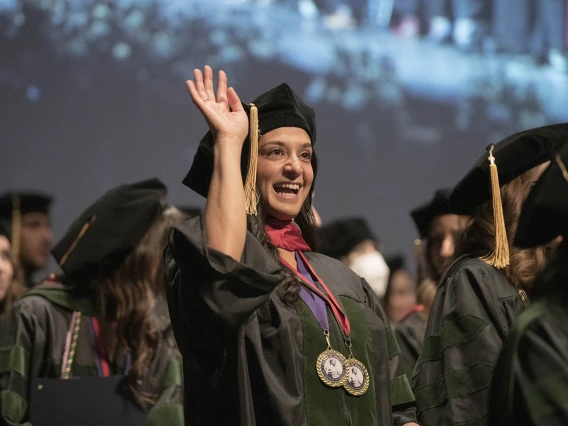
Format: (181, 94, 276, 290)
(264, 217, 311, 252)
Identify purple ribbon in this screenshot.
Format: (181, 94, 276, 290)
(296, 252, 329, 332)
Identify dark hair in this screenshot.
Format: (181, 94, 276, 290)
(533, 240, 568, 305)
(457, 163, 553, 292)
(248, 152, 319, 304)
(94, 206, 183, 406)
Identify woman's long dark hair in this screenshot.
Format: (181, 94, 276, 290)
(94, 206, 183, 406)
(247, 152, 319, 304)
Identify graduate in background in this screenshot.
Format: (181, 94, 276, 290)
(411, 188, 468, 283)
(383, 255, 417, 323)
(320, 217, 390, 299)
(412, 124, 568, 426)
(166, 66, 418, 426)
(0, 192, 53, 288)
(489, 143, 568, 426)
(391, 189, 467, 383)
(0, 179, 184, 426)
(0, 221, 23, 323)
(384, 255, 423, 381)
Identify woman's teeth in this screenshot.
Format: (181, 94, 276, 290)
(274, 183, 300, 196)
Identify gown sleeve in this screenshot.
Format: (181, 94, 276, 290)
(394, 311, 426, 382)
(412, 258, 525, 426)
(489, 301, 568, 426)
(146, 354, 185, 426)
(361, 280, 418, 426)
(0, 297, 51, 426)
(164, 215, 286, 412)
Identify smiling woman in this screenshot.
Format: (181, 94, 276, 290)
(165, 66, 419, 426)
(257, 127, 314, 221)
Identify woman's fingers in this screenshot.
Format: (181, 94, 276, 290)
(193, 68, 207, 100)
(216, 70, 228, 107)
(185, 80, 202, 105)
(203, 65, 216, 102)
(227, 87, 244, 113)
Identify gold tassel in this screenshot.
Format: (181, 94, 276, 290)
(59, 215, 96, 267)
(480, 145, 510, 269)
(414, 238, 426, 284)
(244, 103, 259, 215)
(556, 154, 568, 183)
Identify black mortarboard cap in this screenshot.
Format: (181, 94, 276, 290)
(385, 254, 405, 274)
(0, 220, 10, 241)
(51, 178, 167, 280)
(410, 189, 452, 238)
(182, 83, 317, 199)
(0, 192, 52, 220)
(320, 217, 376, 259)
(449, 123, 568, 215)
(514, 144, 568, 248)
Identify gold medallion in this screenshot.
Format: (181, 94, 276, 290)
(316, 349, 348, 388)
(343, 357, 370, 396)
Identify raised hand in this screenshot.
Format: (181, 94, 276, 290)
(186, 66, 249, 146)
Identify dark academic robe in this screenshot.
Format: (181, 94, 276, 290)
(489, 299, 568, 425)
(166, 217, 417, 426)
(0, 283, 184, 426)
(412, 256, 526, 426)
(394, 308, 427, 382)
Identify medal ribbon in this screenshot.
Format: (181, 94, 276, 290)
(296, 259, 329, 332)
(280, 252, 351, 336)
(88, 317, 131, 377)
(89, 317, 110, 377)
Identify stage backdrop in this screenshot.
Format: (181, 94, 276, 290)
(2, 0, 568, 274)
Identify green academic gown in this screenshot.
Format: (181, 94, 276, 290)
(166, 217, 417, 426)
(489, 298, 568, 425)
(0, 283, 183, 426)
(394, 308, 427, 382)
(412, 255, 526, 426)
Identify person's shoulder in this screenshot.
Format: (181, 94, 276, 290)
(441, 256, 515, 298)
(305, 252, 368, 298)
(307, 252, 353, 271)
(513, 300, 564, 344)
(398, 308, 427, 330)
(14, 287, 62, 318)
(306, 252, 362, 284)
(443, 256, 497, 281)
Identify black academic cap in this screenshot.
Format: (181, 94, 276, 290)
(385, 254, 405, 274)
(410, 189, 452, 239)
(183, 83, 317, 198)
(514, 144, 568, 248)
(0, 192, 52, 220)
(449, 123, 568, 215)
(51, 178, 167, 280)
(0, 220, 10, 241)
(320, 217, 376, 259)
